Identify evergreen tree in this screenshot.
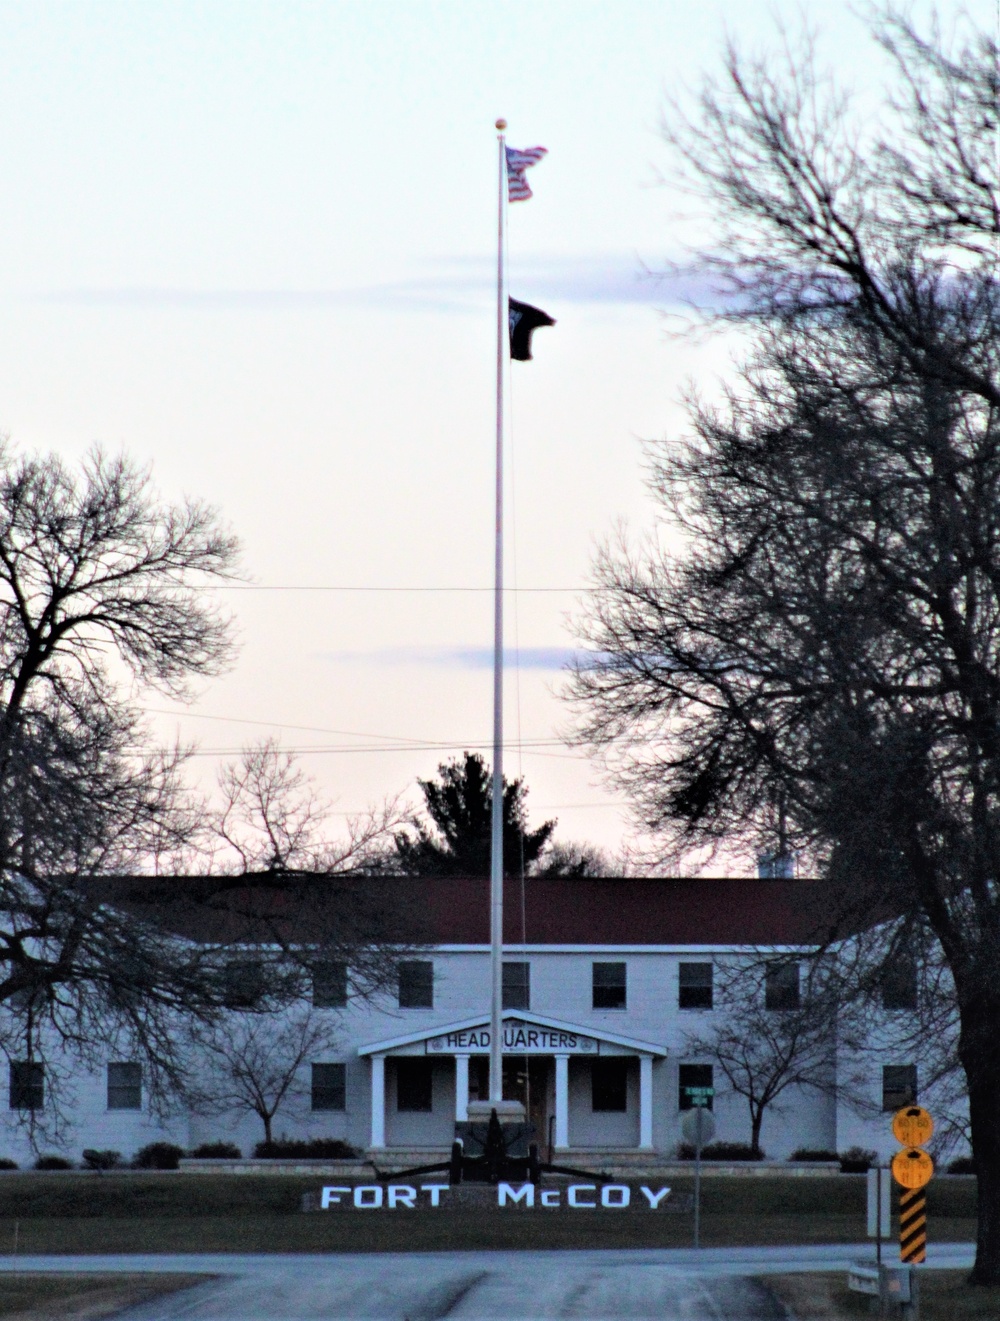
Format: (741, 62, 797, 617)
(394, 752, 555, 877)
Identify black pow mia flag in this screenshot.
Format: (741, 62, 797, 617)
(508, 298, 555, 361)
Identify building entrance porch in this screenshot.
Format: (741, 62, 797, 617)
(359, 1011, 665, 1155)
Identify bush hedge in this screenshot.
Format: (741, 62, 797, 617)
(790, 1148, 839, 1162)
(253, 1138, 358, 1160)
(33, 1155, 73, 1170)
(676, 1141, 764, 1161)
(839, 1146, 878, 1173)
(81, 1149, 123, 1171)
(132, 1142, 184, 1170)
(189, 1142, 242, 1160)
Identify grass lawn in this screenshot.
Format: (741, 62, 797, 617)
(0, 1273, 206, 1318)
(764, 1270, 1000, 1321)
(0, 1172, 977, 1254)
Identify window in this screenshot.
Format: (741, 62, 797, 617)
(882, 961, 917, 1012)
(221, 960, 266, 1009)
(311, 1063, 346, 1111)
(765, 961, 800, 1010)
(592, 962, 626, 1010)
(396, 1058, 433, 1112)
(398, 960, 433, 1009)
(9, 1062, 42, 1111)
(678, 1063, 713, 1111)
(679, 963, 713, 1010)
(591, 1059, 629, 1112)
(312, 962, 348, 1009)
(107, 1062, 142, 1110)
(502, 962, 530, 1010)
(883, 1065, 918, 1112)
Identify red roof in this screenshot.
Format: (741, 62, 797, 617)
(411, 875, 841, 946)
(100, 874, 848, 947)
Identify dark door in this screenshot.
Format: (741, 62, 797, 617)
(503, 1057, 549, 1145)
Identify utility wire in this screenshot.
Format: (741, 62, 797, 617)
(176, 583, 596, 593)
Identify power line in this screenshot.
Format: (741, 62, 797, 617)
(182, 738, 569, 757)
(142, 706, 562, 750)
(183, 584, 595, 593)
(142, 706, 431, 746)
(122, 739, 585, 761)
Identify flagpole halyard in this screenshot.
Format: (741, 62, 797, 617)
(489, 118, 507, 1106)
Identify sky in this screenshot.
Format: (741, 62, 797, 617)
(0, 0, 985, 872)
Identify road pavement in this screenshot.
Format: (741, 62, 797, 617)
(0, 1243, 977, 1319)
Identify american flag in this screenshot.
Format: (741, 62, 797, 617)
(505, 145, 547, 202)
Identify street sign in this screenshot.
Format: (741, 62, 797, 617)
(891, 1147, 934, 1190)
(892, 1105, 934, 1148)
(683, 1087, 714, 1107)
(681, 1107, 716, 1148)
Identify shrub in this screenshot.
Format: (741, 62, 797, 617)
(790, 1148, 839, 1162)
(131, 1142, 184, 1171)
(189, 1142, 242, 1160)
(839, 1146, 878, 1173)
(948, 1155, 975, 1174)
(253, 1138, 358, 1160)
(34, 1155, 73, 1170)
(81, 1149, 122, 1171)
(675, 1141, 764, 1161)
(0, 1159, 17, 1171)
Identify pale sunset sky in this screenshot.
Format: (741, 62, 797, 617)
(0, 0, 980, 869)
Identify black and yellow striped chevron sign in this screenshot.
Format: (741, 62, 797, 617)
(899, 1186, 927, 1263)
(891, 1105, 934, 1264)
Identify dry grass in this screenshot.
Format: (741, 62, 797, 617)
(0, 1172, 976, 1254)
(0, 1273, 206, 1319)
(0, 1210, 976, 1254)
(764, 1270, 1000, 1321)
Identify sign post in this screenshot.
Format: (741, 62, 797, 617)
(867, 1165, 891, 1264)
(681, 1099, 715, 1249)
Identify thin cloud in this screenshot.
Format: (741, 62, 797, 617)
(28, 255, 715, 314)
(320, 645, 602, 671)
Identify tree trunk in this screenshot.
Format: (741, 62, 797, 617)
(750, 1107, 764, 1157)
(262, 1112, 273, 1145)
(960, 997, 1000, 1284)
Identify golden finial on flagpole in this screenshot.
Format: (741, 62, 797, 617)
(496, 118, 507, 131)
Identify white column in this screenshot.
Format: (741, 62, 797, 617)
(554, 1054, 570, 1150)
(454, 1054, 470, 1123)
(639, 1055, 654, 1150)
(370, 1055, 386, 1149)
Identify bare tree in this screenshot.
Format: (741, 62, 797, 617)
(212, 738, 403, 876)
(0, 441, 240, 1128)
(682, 958, 837, 1157)
(202, 739, 420, 1008)
(189, 1006, 341, 1145)
(567, 9, 1000, 1282)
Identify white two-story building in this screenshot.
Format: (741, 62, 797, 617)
(0, 876, 942, 1166)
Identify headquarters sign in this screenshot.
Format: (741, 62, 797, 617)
(426, 1021, 598, 1055)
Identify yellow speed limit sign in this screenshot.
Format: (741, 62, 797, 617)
(892, 1147, 934, 1189)
(892, 1105, 934, 1148)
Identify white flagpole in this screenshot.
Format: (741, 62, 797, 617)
(489, 118, 508, 1106)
